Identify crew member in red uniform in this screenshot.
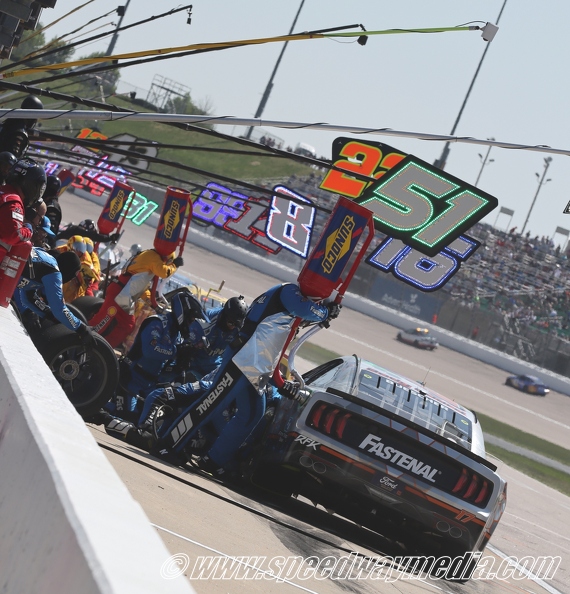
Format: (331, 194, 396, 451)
(0, 158, 46, 262)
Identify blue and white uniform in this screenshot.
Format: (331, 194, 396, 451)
(159, 283, 329, 468)
(13, 247, 83, 331)
(116, 312, 182, 414)
(137, 305, 241, 424)
(185, 306, 241, 378)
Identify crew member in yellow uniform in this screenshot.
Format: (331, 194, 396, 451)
(83, 237, 101, 296)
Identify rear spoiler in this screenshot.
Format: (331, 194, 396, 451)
(325, 386, 498, 472)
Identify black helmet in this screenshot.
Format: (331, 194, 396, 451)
(21, 95, 44, 110)
(79, 219, 96, 233)
(221, 295, 247, 329)
(6, 158, 47, 206)
(170, 291, 206, 338)
(20, 95, 43, 130)
(0, 151, 16, 171)
(55, 251, 81, 283)
(43, 175, 62, 199)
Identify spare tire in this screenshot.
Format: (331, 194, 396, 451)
(66, 303, 88, 324)
(34, 323, 119, 417)
(71, 295, 104, 322)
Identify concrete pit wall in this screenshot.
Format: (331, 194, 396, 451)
(0, 306, 193, 594)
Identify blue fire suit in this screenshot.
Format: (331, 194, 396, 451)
(13, 247, 83, 331)
(115, 312, 183, 415)
(159, 283, 329, 468)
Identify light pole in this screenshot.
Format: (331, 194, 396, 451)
(474, 138, 495, 187)
(521, 157, 552, 236)
(106, 2, 131, 56)
(433, 0, 508, 170)
(244, 0, 305, 140)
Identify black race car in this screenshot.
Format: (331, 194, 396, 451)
(250, 355, 507, 578)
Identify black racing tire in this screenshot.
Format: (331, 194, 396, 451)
(247, 462, 297, 498)
(436, 545, 481, 583)
(66, 303, 88, 324)
(34, 323, 119, 417)
(71, 296, 104, 322)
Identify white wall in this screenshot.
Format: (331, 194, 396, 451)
(0, 306, 194, 594)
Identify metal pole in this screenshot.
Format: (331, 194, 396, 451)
(433, 0, 508, 170)
(521, 157, 552, 236)
(244, 0, 305, 140)
(106, 1, 131, 56)
(474, 138, 494, 186)
(1, 109, 566, 158)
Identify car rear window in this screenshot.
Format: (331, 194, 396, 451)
(358, 370, 473, 449)
(305, 359, 355, 394)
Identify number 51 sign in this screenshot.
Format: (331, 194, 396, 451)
(320, 138, 498, 290)
(359, 155, 497, 257)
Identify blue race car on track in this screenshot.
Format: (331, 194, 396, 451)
(505, 374, 549, 396)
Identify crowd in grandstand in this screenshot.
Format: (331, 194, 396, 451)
(285, 173, 570, 340)
(444, 223, 570, 338)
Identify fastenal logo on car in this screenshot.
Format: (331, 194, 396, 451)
(322, 215, 355, 274)
(359, 434, 439, 482)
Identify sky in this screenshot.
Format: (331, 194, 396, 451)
(27, 0, 570, 244)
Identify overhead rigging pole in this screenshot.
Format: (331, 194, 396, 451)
(105, 0, 131, 56)
(4, 108, 568, 157)
(244, 0, 305, 140)
(433, 0, 508, 170)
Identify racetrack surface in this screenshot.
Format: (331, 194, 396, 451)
(61, 191, 569, 592)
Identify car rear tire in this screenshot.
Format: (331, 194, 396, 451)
(34, 323, 119, 417)
(246, 462, 299, 498)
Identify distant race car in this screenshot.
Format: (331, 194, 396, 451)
(505, 374, 549, 396)
(397, 327, 438, 350)
(250, 356, 507, 577)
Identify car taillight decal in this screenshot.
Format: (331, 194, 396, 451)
(452, 468, 491, 506)
(474, 480, 489, 505)
(335, 413, 351, 439)
(309, 403, 327, 427)
(323, 409, 340, 434)
(452, 468, 469, 493)
(309, 403, 352, 440)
